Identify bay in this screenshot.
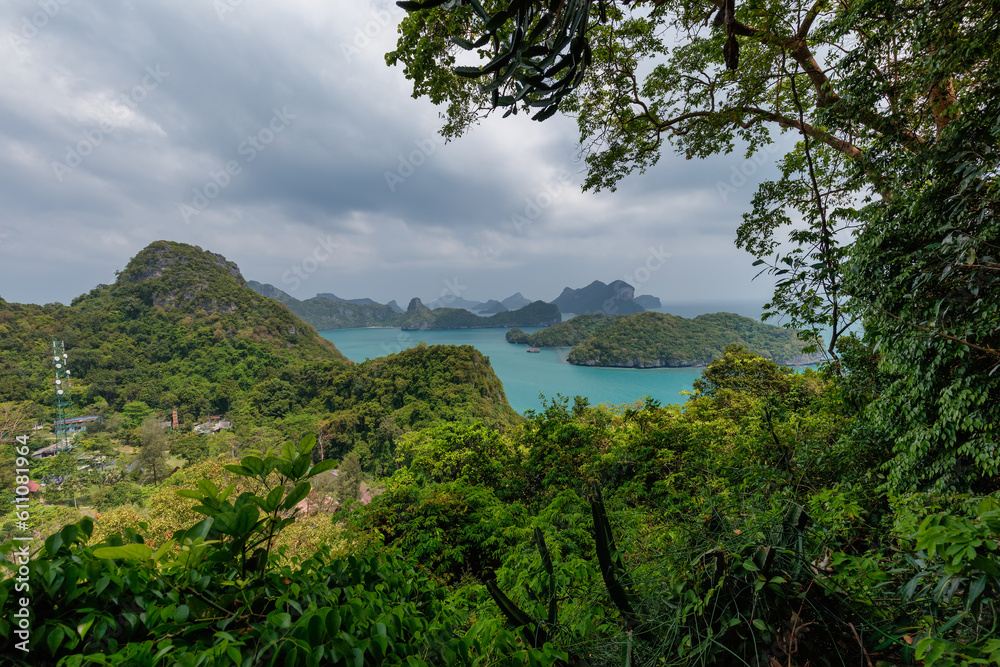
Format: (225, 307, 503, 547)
(320, 327, 704, 415)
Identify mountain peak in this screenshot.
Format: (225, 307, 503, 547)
(551, 279, 644, 316)
(407, 297, 429, 313)
(501, 292, 531, 310)
(119, 240, 244, 286)
(112, 241, 250, 314)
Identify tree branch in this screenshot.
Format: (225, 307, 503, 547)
(740, 106, 863, 159)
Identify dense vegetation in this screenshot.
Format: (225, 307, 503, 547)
(317, 344, 519, 474)
(0, 242, 346, 424)
(2, 0, 999, 662)
(509, 312, 820, 367)
(0, 242, 519, 472)
(7, 343, 1000, 665)
(507, 313, 615, 347)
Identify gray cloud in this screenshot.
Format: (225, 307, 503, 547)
(0, 0, 780, 311)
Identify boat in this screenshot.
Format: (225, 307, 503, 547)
(527, 348, 541, 353)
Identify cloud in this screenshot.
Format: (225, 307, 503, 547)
(0, 0, 780, 309)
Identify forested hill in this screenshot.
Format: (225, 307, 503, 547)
(400, 300, 560, 330)
(248, 281, 402, 329)
(507, 312, 615, 347)
(317, 344, 520, 473)
(0, 241, 348, 421)
(509, 311, 822, 367)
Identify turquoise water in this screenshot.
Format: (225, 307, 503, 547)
(320, 327, 704, 415)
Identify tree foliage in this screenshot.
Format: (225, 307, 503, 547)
(389, 0, 1000, 492)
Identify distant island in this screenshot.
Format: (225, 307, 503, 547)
(551, 279, 647, 315)
(249, 279, 665, 331)
(508, 311, 823, 367)
(247, 282, 563, 331)
(401, 299, 560, 330)
(247, 280, 661, 331)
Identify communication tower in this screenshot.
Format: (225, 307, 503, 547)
(52, 341, 74, 451)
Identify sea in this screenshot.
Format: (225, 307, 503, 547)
(319, 300, 826, 415)
(320, 326, 705, 415)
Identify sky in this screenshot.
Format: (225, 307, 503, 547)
(0, 0, 786, 311)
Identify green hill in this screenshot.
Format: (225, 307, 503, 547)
(550, 279, 645, 315)
(401, 300, 560, 330)
(318, 344, 519, 472)
(506, 312, 615, 346)
(1, 241, 525, 474)
(0, 241, 348, 421)
(509, 311, 821, 367)
(248, 281, 402, 330)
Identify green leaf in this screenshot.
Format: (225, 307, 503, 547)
(174, 605, 190, 623)
(298, 434, 317, 454)
(966, 576, 989, 609)
(291, 454, 312, 479)
(282, 482, 311, 511)
(307, 460, 338, 478)
(178, 517, 214, 543)
(198, 479, 220, 498)
(531, 105, 558, 122)
(77, 615, 95, 640)
(262, 486, 285, 513)
(45, 532, 64, 556)
(93, 544, 154, 560)
(153, 645, 175, 661)
(270, 612, 292, 629)
(61, 524, 79, 546)
(326, 610, 342, 636)
(240, 456, 265, 476)
(232, 505, 261, 535)
(47, 626, 65, 655)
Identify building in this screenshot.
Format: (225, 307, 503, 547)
(53, 415, 102, 434)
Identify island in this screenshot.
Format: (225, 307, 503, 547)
(401, 300, 561, 330)
(508, 311, 823, 367)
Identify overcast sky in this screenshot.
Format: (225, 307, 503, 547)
(0, 0, 785, 311)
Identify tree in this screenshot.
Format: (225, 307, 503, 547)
(389, 0, 1000, 490)
(692, 344, 792, 399)
(0, 401, 32, 442)
(36, 453, 93, 508)
(171, 434, 211, 466)
(133, 418, 171, 485)
(334, 451, 364, 504)
(121, 400, 152, 430)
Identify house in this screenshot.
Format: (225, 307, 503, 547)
(53, 415, 102, 434)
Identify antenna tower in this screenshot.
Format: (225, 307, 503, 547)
(52, 341, 74, 452)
